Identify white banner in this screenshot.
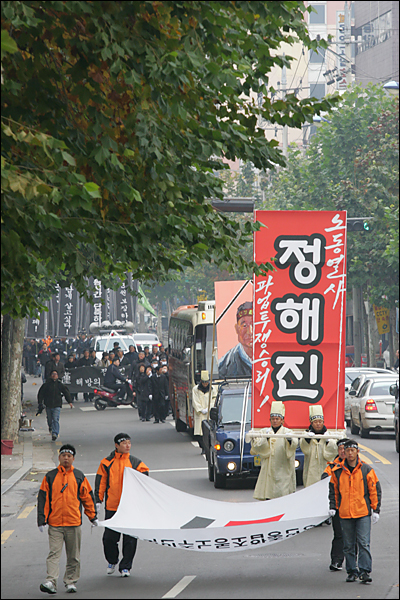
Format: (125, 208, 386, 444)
(98, 469, 330, 552)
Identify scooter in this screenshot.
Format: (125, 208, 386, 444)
(93, 381, 136, 411)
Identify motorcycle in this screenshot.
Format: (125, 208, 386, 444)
(93, 380, 137, 411)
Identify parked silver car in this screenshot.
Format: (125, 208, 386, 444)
(345, 367, 392, 425)
(350, 375, 398, 438)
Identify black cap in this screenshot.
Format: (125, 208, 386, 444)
(344, 439, 359, 449)
(59, 444, 76, 456)
(114, 433, 131, 445)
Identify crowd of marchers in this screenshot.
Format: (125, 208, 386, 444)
(34, 340, 170, 442)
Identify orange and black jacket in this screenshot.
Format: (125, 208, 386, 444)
(329, 457, 382, 519)
(95, 451, 149, 512)
(321, 456, 342, 479)
(37, 465, 96, 527)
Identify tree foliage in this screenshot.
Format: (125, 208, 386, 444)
(2, 1, 338, 318)
(263, 83, 399, 309)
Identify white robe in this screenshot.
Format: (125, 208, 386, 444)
(300, 435, 338, 487)
(250, 426, 298, 500)
(191, 384, 218, 436)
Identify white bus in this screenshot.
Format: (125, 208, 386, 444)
(168, 301, 219, 433)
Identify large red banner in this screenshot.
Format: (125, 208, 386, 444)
(252, 211, 347, 430)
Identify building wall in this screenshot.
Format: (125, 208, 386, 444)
(354, 1, 399, 86)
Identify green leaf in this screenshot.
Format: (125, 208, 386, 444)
(1, 30, 19, 54)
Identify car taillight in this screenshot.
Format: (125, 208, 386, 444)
(94, 389, 98, 394)
(365, 399, 378, 412)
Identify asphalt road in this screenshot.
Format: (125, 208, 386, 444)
(1, 387, 399, 599)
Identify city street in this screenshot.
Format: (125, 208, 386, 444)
(1, 375, 399, 599)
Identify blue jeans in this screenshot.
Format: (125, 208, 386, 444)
(46, 407, 61, 437)
(41, 365, 47, 382)
(340, 515, 372, 574)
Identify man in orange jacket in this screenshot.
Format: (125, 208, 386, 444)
(37, 444, 98, 594)
(95, 433, 149, 577)
(322, 438, 348, 572)
(329, 439, 382, 584)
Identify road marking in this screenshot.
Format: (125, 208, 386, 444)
(162, 576, 196, 599)
(191, 441, 200, 448)
(1, 531, 14, 544)
(79, 406, 96, 411)
(117, 405, 133, 409)
(358, 443, 391, 464)
(359, 452, 372, 464)
(17, 506, 35, 519)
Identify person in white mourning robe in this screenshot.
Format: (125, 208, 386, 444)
(300, 404, 338, 488)
(250, 401, 298, 500)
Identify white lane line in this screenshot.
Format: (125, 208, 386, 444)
(79, 406, 96, 411)
(162, 576, 196, 599)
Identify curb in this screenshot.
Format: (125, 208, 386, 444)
(1, 432, 33, 496)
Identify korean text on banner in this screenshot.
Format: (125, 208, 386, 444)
(99, 468, 330, 552)
(252, 211, 347, 430)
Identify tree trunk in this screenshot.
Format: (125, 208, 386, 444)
(389, 307, 398, 368)
(365, 301, 378, 367)
(1, 315, 24, 442)
(361, 298, 370, 367)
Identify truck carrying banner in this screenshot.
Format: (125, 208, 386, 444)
(252, 211, 347, 430)
(99, 468, 330, 552)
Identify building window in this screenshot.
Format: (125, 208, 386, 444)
(355, 11, 392, 55)
(309, 4, 326, 25)
(309, 83, 326, 99)
(310, 48, 326, 63)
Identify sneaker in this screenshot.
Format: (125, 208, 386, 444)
(51, 434, 57, 441)
(346, 572, 358, 582)
(40, 581, 57, 594)
(359, 571, 372, 583)
(153, 420, 159, 424)
(160, 419, 166, 423)
(107, 563, 116, 575)
(329, 562, 342, 571)
(66, 584, 77, 593)
(121, 569, 130, 577)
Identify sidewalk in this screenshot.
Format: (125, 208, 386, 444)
(1, 375, 56, 497)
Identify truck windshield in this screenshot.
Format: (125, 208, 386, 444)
(220, 392, 251, 424)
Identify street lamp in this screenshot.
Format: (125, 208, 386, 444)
(383, 80, 399, 96)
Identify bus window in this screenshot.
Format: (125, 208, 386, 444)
(194, 324, 218, 383)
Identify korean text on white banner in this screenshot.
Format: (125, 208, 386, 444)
(99, 468, 330, 552)
(252, 211, 347, 430)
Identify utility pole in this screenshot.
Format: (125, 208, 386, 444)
(282, 53, 288, 158)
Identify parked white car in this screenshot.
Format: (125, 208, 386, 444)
(345, 367, 392, 425)
(350, 375, 398, 438)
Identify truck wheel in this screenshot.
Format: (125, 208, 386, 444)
(175, 418, 187, 432)
(350, 415, 359, 435)
(360, 416, 370, 438)
(213, 464, 226, 489)
(94, 397, 106, 411)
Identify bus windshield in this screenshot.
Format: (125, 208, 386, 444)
(194, 324, 219, 382)
(220, 392, 251, 424)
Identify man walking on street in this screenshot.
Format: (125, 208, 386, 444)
(329, 439, 382, 584)
(37, 370, 73, 441)
(322, 437, 348, 572)
(95, 433, 149, 577)
(37, 444, 98, 594)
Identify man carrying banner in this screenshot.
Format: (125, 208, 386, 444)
(218, 302, 253, 378)
(322, 438, 348, 572)
(300, 405, 338, 487)
(250, 401, 298, 500)
(95, 433, 149, 577)
(329, 439, 381, 584)
(37, 444, 98, 594)
(192, 370, 218, 454)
